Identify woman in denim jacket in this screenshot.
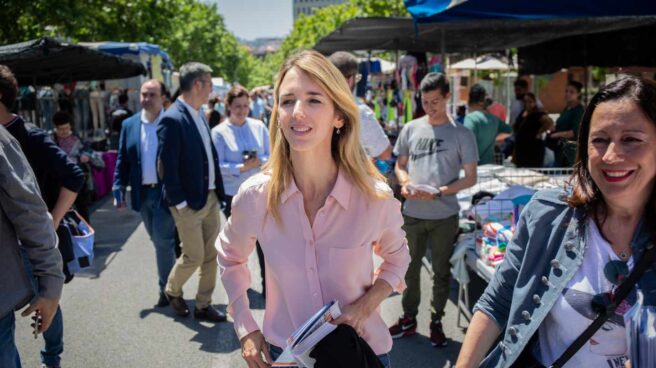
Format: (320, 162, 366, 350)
(457, 76, 656, 368)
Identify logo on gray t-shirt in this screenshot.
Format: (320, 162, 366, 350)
(393, 117, 478, 220)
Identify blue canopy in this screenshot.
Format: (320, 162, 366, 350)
(82, 41, 173, 69)
(405, 0, 656, 22)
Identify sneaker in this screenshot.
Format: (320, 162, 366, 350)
(388, 315, 417, 338)
(429, 320, 448, 347)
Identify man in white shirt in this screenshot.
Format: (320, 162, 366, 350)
(113, 79, 178, 308)
(157, 62, 227, 323)
(328, 51, 392, 161)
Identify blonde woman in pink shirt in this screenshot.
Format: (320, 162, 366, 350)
(217, 50, 410, 368)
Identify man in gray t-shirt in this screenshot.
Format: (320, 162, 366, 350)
(389, 72, 478, 348)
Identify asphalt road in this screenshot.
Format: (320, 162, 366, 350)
(15, 196, 487, 368)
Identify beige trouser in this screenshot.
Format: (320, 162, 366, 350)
(165, 191, 221, 309)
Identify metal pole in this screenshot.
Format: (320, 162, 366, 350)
(33, 76, 41, 128)
(505, 49, 512, 124)
(583, 35, 590, 105)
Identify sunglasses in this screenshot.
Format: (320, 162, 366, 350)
(591, 258, 629, 314)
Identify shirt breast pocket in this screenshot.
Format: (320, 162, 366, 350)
(328, 242, 374, 302)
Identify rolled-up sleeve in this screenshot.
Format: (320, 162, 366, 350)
(216, 186, 260, 339)
(211, 128, 243, 177)
(373, 197, 410, 293)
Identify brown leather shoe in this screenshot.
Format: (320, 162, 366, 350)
(194, 306, 227, 323)
(166, 293, 189, 317)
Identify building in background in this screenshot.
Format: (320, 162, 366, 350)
(293, 0, 346, 20)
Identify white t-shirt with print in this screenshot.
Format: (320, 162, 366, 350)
(536, 219, 635, 368)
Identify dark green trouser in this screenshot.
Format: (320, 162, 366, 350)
(401, 214, 459, 321)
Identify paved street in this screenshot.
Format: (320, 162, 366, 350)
(16, 196, 487, 368)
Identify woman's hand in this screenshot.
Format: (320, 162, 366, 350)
(241, 158, 262, 172)
(332, 279, 393, 337)
(331, 298, 373, 337)
(240, 330, 272, 368)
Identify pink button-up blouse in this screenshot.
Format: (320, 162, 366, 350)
(217, 169, 410, 355)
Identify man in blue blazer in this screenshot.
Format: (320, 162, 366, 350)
(113, 79, 177, 308)
(157, 62, 227, 322)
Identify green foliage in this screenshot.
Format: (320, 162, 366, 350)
(0, 0, 242, 85)
(0, 0, 409, 89)
(351, 0, 409, 17)
(249, 0, 408, 89)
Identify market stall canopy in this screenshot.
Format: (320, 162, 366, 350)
(449, 56, 509, 70)
(519, 23, 656, 74)
(314, 16, 656, 55)
(80, 41, 173, 69)
(0, 37, 146, 85)
(405, 0, 656, 22)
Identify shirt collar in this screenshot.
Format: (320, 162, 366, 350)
(280, 167, 351, 210)
(141, 109, 164, 124)
(3, 114, 19, 129)
(178, 97, 199, 117)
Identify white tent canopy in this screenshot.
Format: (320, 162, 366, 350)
(358, 57, 396, 74)
(449, 56, 511, 70)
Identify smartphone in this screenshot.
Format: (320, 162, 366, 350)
(242, 150, 258, 161)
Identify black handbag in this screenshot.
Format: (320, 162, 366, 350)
(511, 243, 656, 368)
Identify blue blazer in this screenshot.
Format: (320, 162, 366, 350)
(157, 99, 226, 210)
(113, 111, 160, 212)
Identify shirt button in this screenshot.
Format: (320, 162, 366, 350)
(565, 242, 575, 251)
(508, 326, 518, 336)
(521, 311, 531, 321)
(533, 294, 542, 305)
(541, 276, 549, 285)
(550, 259, 561, 269)
(313, 292, 318, 297)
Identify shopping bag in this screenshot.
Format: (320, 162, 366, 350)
(59, 210, 95, 274)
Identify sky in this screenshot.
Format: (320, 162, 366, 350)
(213, 0, 294, 40)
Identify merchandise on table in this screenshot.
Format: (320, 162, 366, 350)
(476, 222, 515, 268)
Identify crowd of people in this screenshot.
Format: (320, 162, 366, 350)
(1, 48, 655, 368)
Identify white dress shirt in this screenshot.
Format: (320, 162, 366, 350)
(174, 98, 216, 209)
(140, 109, 163, 185)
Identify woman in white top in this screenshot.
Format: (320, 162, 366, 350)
(211, 85, 271, 215)
(211, 85, 270, 296)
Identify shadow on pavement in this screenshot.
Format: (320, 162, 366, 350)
(138, 302, 240, 353)
(76, 195, 142, 279)
(391, 334, 463, 367)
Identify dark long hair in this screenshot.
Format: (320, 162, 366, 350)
(567, 75, 656, 235)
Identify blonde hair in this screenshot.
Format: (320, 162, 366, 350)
(265, 49, 388, 222)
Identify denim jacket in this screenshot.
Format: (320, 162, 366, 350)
(474, 188, 655, 368)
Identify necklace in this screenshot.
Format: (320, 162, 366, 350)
(615, 244, 631, 261)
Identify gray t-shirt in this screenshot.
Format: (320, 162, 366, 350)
(393, 116, 478, 220)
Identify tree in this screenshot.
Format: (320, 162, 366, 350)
(248, 0, 408, 88)
(0, 0, 244, 85)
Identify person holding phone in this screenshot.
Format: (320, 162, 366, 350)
(211, 85, 271, 216)
(217, 50, 410, 368)
(211, 85, 271, 298)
